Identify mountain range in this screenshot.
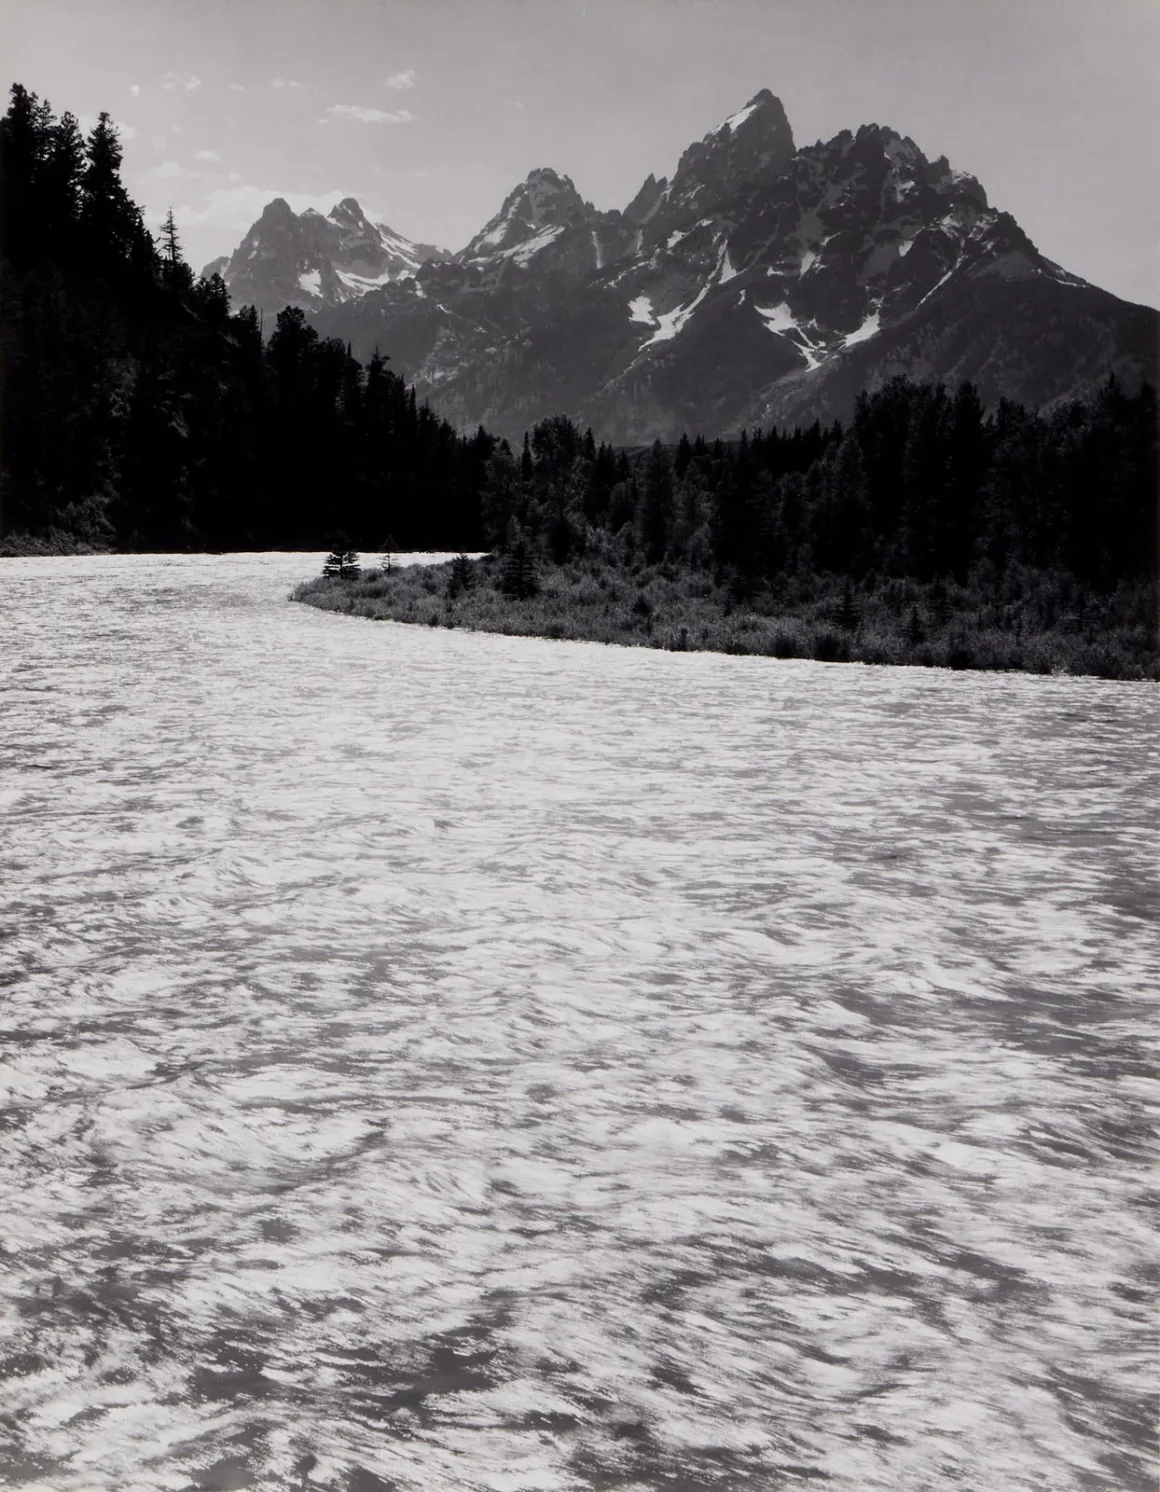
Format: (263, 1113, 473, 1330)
(203, 90, 1158, 443)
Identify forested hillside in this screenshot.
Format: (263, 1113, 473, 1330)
(0, 84, 491, 551)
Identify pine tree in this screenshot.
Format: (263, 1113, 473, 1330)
(323, 534, 361, 579)
(160, 207, 184, 286)
(500, 522, 538, 598)
(448, 552, 474, 597)
(80, 112, 138, 265)
(639, 440, 673, 563)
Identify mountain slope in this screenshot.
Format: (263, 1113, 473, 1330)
(215, 90, 1157, 440)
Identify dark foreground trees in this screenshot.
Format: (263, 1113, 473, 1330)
(475, 376, 1155, 595)
(0, 83, 492, 551)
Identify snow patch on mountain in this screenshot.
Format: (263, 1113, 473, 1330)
(297, 269, 322, 297)
(755, 301, 797, 334)
(476, 211, 515, 253)
(718, 244, 740, 284)
(916, 262, 960, 308)
(722, 100, 761, 133)
(335, 267, 396, 292)
(755, 301, 826, 370)
(629, 296, 655, 325)
(843, 306, 882, 346)
(642, 279, 713, 347)
(504, 224, 567, 265)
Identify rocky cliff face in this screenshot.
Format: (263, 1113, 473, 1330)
(211, 91, 1157, 441)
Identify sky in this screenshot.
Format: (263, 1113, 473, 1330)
(5, 0, 1159, 306)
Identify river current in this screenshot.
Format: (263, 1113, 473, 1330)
(1, 553, 1156, 1491)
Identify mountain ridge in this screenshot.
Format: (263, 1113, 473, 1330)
(205, 91, 1157, 441)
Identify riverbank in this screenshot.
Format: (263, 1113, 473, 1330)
(0, 530, 110, 557)
(294, 553, 1158, 680)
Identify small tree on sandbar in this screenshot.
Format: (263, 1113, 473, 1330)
(323, 533, 361, 580)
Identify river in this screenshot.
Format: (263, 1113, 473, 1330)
(1, 553, 1156, 1491)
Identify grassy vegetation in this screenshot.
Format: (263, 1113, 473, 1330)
(0, 530, 110, 556)
(293, 548, 1159, 680)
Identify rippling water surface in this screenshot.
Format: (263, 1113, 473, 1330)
(1, 553, 1156, 1492)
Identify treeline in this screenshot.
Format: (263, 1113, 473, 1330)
(480, 379, 1156, 596)
(0, 83, 491, 550)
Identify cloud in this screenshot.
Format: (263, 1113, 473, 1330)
(148, 156, 229, 182)
(386, 69, 416, 91)
(325, 104, 415, 125)
(271, 78, 305, 90)
(229, 83, 247, 93)
(129, 84, 140, 98)
(505, 99, 525, 111)
(120, 123, 139, 140)
(161, 72, 202, 93)
(172, 184, 386, 242)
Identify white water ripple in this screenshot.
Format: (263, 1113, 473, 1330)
(0, 553, 1156, 1492)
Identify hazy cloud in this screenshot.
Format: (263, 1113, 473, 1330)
(129, 84, 140, 98)
(271, 78, 305, 90)
(161, 72, 202, 93)
(325, 104, 415, 125)
(386, 69, 416, 91)
(504, 99, 525, 111)
(195, 149, 221, 162)
(229, 83, 247, 93)
(150, 160, 189, 180)
(174, 184, 383, 244)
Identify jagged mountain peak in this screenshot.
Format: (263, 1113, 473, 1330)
(715, 88, 792, 138)
(260, 197, 296, 222)
(462, 167, 591, 258)
(660, 89, 796, 228)
(209, 196, 448, 311)
(624, 173, 668, 226)
(329, 196, 372, 227)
